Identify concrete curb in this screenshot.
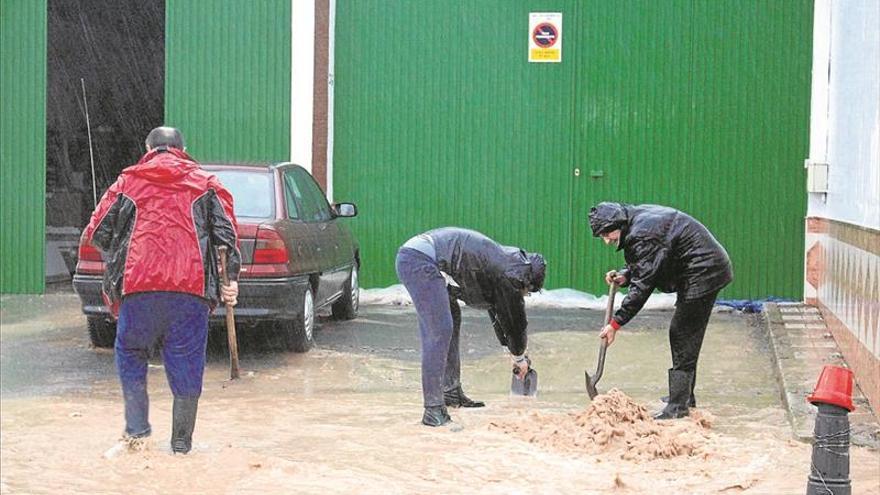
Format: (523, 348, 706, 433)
(763, 302, 880, 448)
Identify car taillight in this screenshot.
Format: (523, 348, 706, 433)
(76, 240, 105, 274)
(78, 240, 102, 261)
(253, 227, 289, 264)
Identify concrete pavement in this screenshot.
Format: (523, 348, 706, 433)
(763, 302, 879, 448)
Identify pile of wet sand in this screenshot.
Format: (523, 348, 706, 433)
(490, 389, 715, 461)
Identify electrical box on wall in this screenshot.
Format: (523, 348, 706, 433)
(805, 160, 829, 193)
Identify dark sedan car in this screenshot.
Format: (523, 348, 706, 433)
(73, 162, 360, 352)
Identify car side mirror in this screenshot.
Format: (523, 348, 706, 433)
(333, 202, 357, 217)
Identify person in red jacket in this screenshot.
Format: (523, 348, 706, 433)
(82, 127, 241, 454)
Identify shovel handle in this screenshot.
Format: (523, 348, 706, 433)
(219, 246, 240, 380)
(589, 281, 618, 388)
(603, 281, 618, 326)
(511, 356, 531, 377)
(600, 281, 618, 345)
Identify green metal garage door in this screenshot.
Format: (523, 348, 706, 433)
(1, 0, 47, 294)
(333, 0, 812, 298)
(165, 0, 291, 162)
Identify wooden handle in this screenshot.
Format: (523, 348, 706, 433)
(590, 281, 619, 387)
(604, 281, 618, 326)
(219, 246, 240, 380)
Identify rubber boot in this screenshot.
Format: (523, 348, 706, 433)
(171, 397, 199, 454)
(444, 386, 485, 408)
(660, 394, 696, 408)
(421, 405, 452, 427)
(661, 369, 696, 407)
(653, 370, 693, 420)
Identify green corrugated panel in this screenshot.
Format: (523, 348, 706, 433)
(569, 0, 813, 298)
(0, 0, 47, 294)
(165, 0, 290, 162)
(334, 0, 579, 290)
(334, 1, 812, 298)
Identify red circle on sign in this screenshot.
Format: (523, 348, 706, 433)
(532, 23, 558, 48)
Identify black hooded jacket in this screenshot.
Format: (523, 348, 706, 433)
(425, 227, 538, 356)
(589, 203, 733, 327)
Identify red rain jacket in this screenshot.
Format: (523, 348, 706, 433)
(82, 147, 241, 316)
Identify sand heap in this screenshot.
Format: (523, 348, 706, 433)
(490, 389, 715, 461)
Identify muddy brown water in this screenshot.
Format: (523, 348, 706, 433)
(1, 295, 878, 494)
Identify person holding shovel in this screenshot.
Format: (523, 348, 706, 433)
(82, 127, 241, 453)
(395, 227, 546, 426)
(588, 202, 732, 419)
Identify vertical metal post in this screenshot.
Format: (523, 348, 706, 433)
(80, 78, 97, 208)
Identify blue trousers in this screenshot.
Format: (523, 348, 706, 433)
(396, 248, 462, 407)
(115, 292, 209, 437)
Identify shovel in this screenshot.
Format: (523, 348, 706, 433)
(585, 281, 618, 400)
(510, 357, 538, 397)
(219, 246, 240, 380)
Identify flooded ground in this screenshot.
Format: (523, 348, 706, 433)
(1, 294, 878, 494)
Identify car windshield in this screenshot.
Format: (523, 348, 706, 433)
(211, 170, 274, 219)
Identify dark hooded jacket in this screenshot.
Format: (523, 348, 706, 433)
(589, 203, 733, 327)
(82, 147, 241, 316)
(425, 227, 543, 356)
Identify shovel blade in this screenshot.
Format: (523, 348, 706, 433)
(511, 368, 538, 397)
(585, 371, 599, 400)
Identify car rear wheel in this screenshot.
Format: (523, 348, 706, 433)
(332, 265, 359, 320)
(284, 286, 315, 352)
(87, 317, 116, 348)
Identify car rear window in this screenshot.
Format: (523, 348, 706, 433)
(211, 170, 274, 219)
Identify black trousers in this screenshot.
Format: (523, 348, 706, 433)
(669, 290, 720, 397)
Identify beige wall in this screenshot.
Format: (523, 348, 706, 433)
(805, 218, 880, 416)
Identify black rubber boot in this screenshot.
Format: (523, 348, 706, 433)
(171, 397, 199, 454)
(653, 370, 693, 420)
(421, 405, 452, 427)
(660, 394, 696, 408)
(444, 387, 485, 408)
(660, 368, 696, 407)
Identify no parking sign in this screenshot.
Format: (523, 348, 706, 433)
(529, 12, 562, 63)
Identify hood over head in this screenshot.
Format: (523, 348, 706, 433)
(122, 146, 199, 184)
(499, 247, 546, 292)
(589, 202, 629, 237)
(526, 253, 546, 292)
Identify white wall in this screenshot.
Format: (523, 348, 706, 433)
(807, 0, 880, 229)
(326, 0, 336, 202)
(290, 0, 315, 172)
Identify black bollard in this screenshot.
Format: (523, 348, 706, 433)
(805, 365, 855, 495)
(805, 403, 851, 495)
